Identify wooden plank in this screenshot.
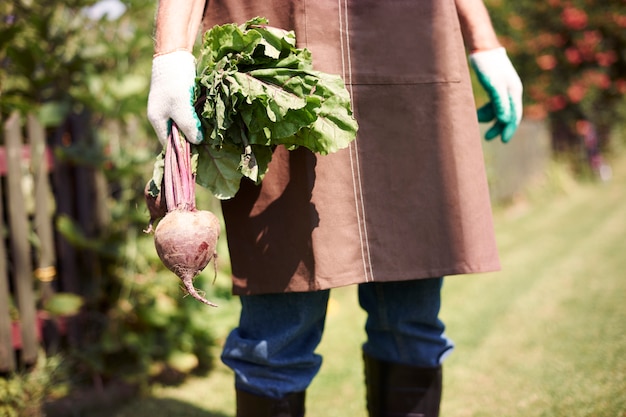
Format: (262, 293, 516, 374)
(28, 113, 57, 302)
(71, 112, 102, 296)
(0, 115, 16, 372)
(4, 111, 38, 365)
(50, 119, 80, 347)
(0, 144, 54, 176)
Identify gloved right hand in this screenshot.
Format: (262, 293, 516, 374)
(147, 50, 204, 146)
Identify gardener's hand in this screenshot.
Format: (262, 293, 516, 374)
(470, 47, 523, 143)
(147, 50, 204, 146)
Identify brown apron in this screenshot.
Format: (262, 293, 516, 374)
(203, 0, 501, 295)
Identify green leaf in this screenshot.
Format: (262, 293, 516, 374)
(43, 293, 84, 317)
(149, 150, 165, 196)
(56, 215, 118, 257)
(194, 143, 244, 199)
(286, 107, 358, 154)
(167, 351, 199, 374)
(284, 71, 358, 153)
(192, 141, 275, 199)
(164, 17, 358, 199)
(199, 22, 263, 67)
(37, 101, 71, 127)
(110, 74, 148, 100)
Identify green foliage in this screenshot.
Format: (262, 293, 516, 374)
(42, 293, 84, 317)
(0, 356, 65, 417)
(1, 0, 222, 395)
(191, 17, 358, 199)
(0, 0, 153, 124)
(76, 264, 220, 383)
(62, 123, 226, 384)
(486, 0, 626, 151)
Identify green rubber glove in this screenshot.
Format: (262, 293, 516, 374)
(470, 47, 523, 143)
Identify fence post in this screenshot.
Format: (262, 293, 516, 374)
(70, 112, 105, 298)
(4, 111, 38, 366)
(0, 116, 15, 371)
(28, 113, 57, 302)
(49, 117, 82, 347)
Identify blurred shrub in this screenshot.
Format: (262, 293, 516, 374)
(1, 0, 224, 402)
(0, 357, 64, 417)
(486, 0, 626, 156)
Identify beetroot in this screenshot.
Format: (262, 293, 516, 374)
(154, 210, 220, 307)
(151, 123, 220, 307)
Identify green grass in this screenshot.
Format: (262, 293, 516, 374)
(86, 153, 626, 417)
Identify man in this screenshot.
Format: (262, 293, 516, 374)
(147, 1, 522, 416)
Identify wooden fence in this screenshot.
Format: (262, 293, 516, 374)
(0, 110, 103, 373)
(0, 112, 55, 371)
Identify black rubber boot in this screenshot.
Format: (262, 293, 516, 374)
(236, 389, 306, 417)
(363, 353, 442, 417)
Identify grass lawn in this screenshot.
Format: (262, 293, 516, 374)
(86, 153, 626, 417)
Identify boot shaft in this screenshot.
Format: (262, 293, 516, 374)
(236, 389, 305, 417)
(364, 353, 442, 417)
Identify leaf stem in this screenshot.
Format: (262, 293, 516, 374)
(165, 123, 196, 212)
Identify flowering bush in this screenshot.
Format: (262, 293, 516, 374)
(487, 0, 626, 153)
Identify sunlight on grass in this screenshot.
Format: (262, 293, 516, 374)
(441, 153, 626, 417)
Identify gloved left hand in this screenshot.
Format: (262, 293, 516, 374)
(470, 47, 523, 143)
(147, 50, 204, 146)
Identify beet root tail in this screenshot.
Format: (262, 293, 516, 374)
(181, 275, 218, 307)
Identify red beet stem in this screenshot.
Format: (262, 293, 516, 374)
(165, 123, 196, 212)
(173, 126, 195, 210)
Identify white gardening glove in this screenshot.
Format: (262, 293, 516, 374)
(147, 50, 204, 146)
(469, 47, 523, 143)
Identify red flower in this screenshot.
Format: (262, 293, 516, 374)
(565, 47, 583, 65)
(595, 51, 617, 67)
(547, 95, 567, 111)
(575, 30, 603, 61)
(575, 120, 591, 136)
(529, 85, 549, 102)
(536, 54, 558, 70)
(508, 14, 526, 30)
(561, 7, 588, 30)
(583, 70, 611, 89)
(530, 32, 565, 49)
(613, 14, 626, 28)
(524, 103, 548, 120)
(567, 82, 587, 103)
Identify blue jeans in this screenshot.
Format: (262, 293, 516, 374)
(221, 278, 454, 399)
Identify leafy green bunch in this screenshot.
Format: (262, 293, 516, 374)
(155, 17, 358, 200)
